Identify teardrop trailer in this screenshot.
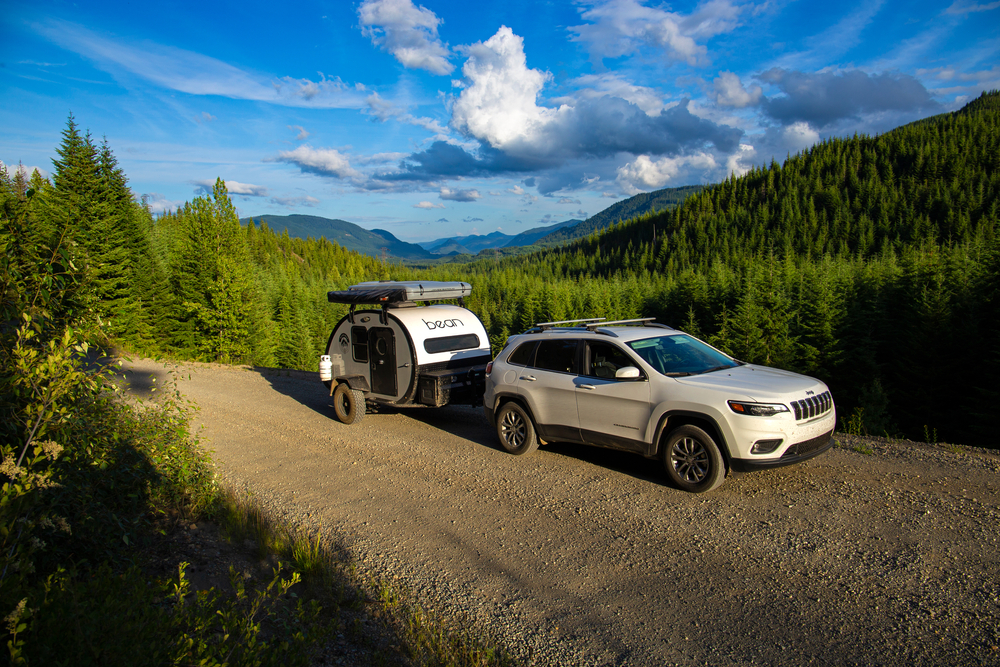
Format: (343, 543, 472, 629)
(319, 281, 492, 424)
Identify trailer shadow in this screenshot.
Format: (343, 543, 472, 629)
(251, 368, 672, 487)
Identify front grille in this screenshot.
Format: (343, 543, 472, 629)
(781, 430, 833, 459)
(790, 391, 833, 421)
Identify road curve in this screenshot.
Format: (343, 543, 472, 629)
(123, 359, 1000, 666)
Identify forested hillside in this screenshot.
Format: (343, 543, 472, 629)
(441, 91, 1000, 448)
(1, 118, 404, 374)
(5, 92, 998, 448)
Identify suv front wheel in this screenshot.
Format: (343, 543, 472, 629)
(496, 402, 539, 455)
(662, 425, 726, 493)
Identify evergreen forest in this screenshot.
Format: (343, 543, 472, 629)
(4, 91, 999, 449)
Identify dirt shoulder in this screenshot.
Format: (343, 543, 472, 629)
(120, 358, 1000, 666)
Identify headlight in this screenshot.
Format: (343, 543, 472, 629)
(728, 400, 789, 417)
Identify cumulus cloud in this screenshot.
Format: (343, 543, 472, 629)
(414, 200, 445, 208)
(288, 125, 310, 140)
(270, 145, 364, 181)
(712, 71, 762, 108)
(451, 27, 556, 150)
(439, 187, 480, 202)
(569, 0, 743, 66)
(433, 26, 741, 190)
(193, 179, 269, 196)
(759, 68, 942, 128)
(558, 197, 582, 204)
(358, 0, 453, 75)
(616, 152, 717, 194)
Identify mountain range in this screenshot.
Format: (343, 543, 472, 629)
(240, 184, 703, 261)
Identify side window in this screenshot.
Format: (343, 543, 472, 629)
(424, 334, 480, 354)
(351, 326, 369, 362)
(506, 341, 537, 366)
(532, 339, 579, 374)
(586, 341, 641, 379)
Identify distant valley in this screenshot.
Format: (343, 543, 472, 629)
(240, 184, 703, 261)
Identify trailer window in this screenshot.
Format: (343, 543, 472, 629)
(351, 326, 369, 362)
(424, 333, 481, 354)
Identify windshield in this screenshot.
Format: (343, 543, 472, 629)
(627, 334, 741, 376)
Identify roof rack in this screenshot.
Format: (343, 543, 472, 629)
(522, 317, 673, 337)
(585, 317, 659, 329)
(535, 318, 605, 330)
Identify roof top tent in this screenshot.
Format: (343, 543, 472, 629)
(319, 281, 491, 424)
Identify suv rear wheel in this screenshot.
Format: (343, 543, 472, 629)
(662, 425, 725, 493)
(496, 402, 539, 455)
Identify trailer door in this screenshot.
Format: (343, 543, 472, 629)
(369, 327, 397, 396)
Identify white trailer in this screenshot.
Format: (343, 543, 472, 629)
(319, 281, 491, 424)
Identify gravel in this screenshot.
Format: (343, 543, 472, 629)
(122, 359, 1000, 666)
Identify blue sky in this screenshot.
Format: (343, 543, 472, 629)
(2, 0, 997, 242)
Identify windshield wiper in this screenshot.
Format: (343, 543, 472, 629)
(698, 364, 738, 375)
(664, 371, 694, 377)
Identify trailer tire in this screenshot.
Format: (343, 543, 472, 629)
(333, 383, 366, 424)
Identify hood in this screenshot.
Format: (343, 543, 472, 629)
(674, 364, 824, 401)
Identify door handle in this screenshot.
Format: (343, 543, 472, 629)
(578, 384, 596, 390)
(521, 375, 536, 381)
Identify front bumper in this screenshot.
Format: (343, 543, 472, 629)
(729, 429, 835, 472)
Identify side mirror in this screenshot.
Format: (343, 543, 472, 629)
(616, 366, 641, 379)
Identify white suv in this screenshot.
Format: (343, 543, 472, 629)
(483, 318, 835, 493)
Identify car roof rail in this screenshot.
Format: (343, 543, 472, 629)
(586, 317, 666, 329)
(524, 318, 605, 333)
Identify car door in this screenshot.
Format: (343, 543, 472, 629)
(517, 338, 582, 442)
(575, 340, 651, 452)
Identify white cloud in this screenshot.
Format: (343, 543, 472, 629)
(0, 160, 49, 180)
(270, 145, 364, 181)
(569, 0, 743, 66)
(944, 1, 1000, 14)
(414, 200, 445, 208)
(563, 73, 667, 116)
(616, 152, 717, 194)
(142, 192, 184, 215)
(451, 27, 559, 149)
(439, 187, 480, 202)
(192, 179, 268, 196)
(712, 71, 762, 108)
(358, 0, 454, 75)
(270, 195, 320, 207)
(288, 125, 310, 140)
(35, 20, 367, 108)
(508, 185, 525, 195)
(365, 92, 451, 135)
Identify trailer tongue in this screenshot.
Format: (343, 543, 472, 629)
(320, 281, 490, 424)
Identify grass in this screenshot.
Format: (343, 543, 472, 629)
(214, 488, 518, 666)
(1, 351, 516, 667)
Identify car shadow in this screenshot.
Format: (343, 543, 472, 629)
(539, 441, 666, 485)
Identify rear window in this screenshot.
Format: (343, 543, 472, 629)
(533, 339, 579, 374)
(506, 341, 537, 366)
(424, 333, 481, 354)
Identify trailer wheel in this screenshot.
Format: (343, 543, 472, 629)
(333, 383, 366, 424)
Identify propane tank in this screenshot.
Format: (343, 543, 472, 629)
(319, 355, 333, 382)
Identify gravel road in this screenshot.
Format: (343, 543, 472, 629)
(123, 359, 1000, 666)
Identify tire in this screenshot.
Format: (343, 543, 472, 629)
(333, 383, 366, 425)
(495, 402, 538, 455)
(661, 425, 726, 493)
